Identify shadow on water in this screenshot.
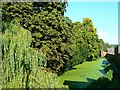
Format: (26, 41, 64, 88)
(63, 78, 95, 89)
(100, 59, 109, 74)
(102, 59, 109, 65)
(99, 70, 106, 75)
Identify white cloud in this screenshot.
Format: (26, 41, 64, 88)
(97, 31, 108, 38)
(97, 31, 118, 44)
(97, 31, 109, 43)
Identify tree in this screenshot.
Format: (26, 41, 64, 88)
(2, 22, 49, 88)
(71, 22, 88, 66)
(82, 18, 100, 61)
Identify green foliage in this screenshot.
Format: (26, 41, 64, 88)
(71, 18, 100, 66)
(2, 2, 73, 74)
(2, 2, 112, 89)
(28, 67, 61, 88)
(71, 22, 88, 66)
(2, 2, 106, 75)
(2, 2, 67, 28)
(2, 22, 61, 88)
(81, 18, 100, 61)
(29, 9, 74, 74)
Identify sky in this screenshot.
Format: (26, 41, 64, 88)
(64, 1, 119, 44)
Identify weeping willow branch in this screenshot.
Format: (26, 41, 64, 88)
(2, 22, 47, 88)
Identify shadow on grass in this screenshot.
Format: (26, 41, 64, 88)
(67, 67, 77, 70)
(63, 77, 114, 89)
(87, 77, 111, 88)
(63, 78, 95, 89)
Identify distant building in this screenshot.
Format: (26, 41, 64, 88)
(107, 47, 115, 55)
(109, 44, 120, 54)
(100, 44, 120, 57)
(100, 51, 108, 57)
(118, 45, 120, 54)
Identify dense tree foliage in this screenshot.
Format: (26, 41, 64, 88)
(71, 18, 100, 66)
(71, 22, 88, 66)
(2, 2, 74, 74)
(29, 13, 74, 74)
(2, 2, 109, 77)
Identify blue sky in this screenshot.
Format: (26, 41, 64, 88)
(64, 2, 118, 44)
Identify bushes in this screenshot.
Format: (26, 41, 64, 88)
(28, 67, 59, 88)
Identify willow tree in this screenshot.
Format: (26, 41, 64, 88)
(2, 22, 61, 88)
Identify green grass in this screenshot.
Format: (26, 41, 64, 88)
(58, 58, 106, 88)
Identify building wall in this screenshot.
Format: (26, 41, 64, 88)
(101, 51, 108, 57)
(107, 48, 115, 55)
